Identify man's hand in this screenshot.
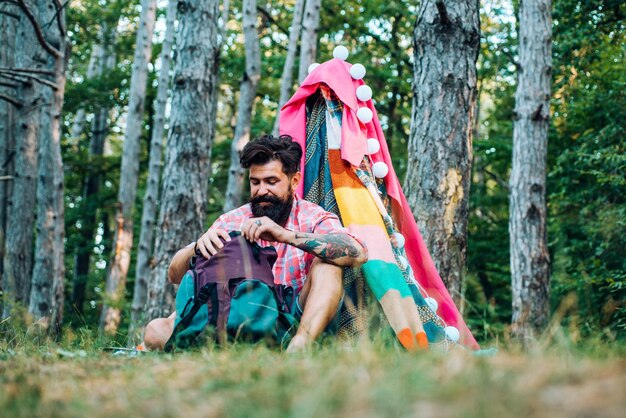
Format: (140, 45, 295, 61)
(196, 228, 231, 259)
(241, 216, 289, 243)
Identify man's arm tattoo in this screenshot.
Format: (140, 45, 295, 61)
(291, 233, 362, 264)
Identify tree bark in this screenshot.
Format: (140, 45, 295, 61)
(223, 0, 261, 212)
(297, 0, 321, 83)
(0, 2, 17, 295)
(28, 0, 68, 333)
(509, 0, 552, 342)
(272, 0, 305, 135)
(130, 0, 177, 339)
(404, 0, 480, 306)
(100, 0, 157, 334)
(146, 0, 221, 321)
(2, 0, 44, 317)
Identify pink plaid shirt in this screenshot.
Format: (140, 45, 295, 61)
(210, 194, 359, 290)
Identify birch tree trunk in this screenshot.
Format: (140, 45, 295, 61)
(272, 0, 305, 135)
(146, 0, 221, 321)
(0, 3, 17, 291)
(101, 0, 157, 334)
(130, 0, 177, 338)
(210, 0, 228, 134)
(27, 0, 68, 332)
(72, 28, 117, 313)
(69, 43, 103, 144)
(223, 0, 261, 212)
(2, 0, 44, 317)
(404, 0, 480, 306)
(509, 0, 552, 342)
(297, 0, 321, 83)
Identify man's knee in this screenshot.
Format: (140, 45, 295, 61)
(309, 258, 343, 284)
(299, 258, 343, 308)
(144, 316, 174, 350)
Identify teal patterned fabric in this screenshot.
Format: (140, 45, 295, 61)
(303, 90, 366, 338)
(302, 87, 446, 344)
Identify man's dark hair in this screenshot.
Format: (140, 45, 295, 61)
(240, 134, 302, 175)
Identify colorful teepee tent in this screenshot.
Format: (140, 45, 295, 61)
(279, 49, 479, 350)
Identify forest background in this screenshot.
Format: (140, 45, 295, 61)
(0, 0, 624, 346)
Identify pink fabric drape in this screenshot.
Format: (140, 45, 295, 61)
(280, 58, 479, 349)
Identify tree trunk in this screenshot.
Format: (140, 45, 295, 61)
(130, 0, 177, 339)
(2, 0, 44, 317)
(297, 0, 321, 83)
(69, 43, 104, 144)
(146, 0, 221, 321)
(220, 0, 230, 41)
(0, 3, 17, 295)
(509, 0, 552, 342)
(72, 28, 117, 314)
(223, 0, 261, 212)
(28, 0, 68, 333)
(272, 0, 305, 135)
(100, 0, 157, 334)
(404, 0, 480, 306)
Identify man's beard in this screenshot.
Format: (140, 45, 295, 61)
(250, 193, 293, 226)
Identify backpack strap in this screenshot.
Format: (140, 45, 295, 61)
(164, 283, 218, 352)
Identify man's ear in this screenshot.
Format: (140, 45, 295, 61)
(291, 171, 301, 189)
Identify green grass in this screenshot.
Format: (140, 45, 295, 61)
(1, 322, 625, 418)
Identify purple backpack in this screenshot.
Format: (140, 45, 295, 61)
(164, 232, 296, 351)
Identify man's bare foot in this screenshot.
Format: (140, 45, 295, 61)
(285, 334, 309, 353)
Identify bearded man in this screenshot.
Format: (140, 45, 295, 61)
(143, 134, 368, 352)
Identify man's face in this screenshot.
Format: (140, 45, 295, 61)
(249, 160, 301, 226)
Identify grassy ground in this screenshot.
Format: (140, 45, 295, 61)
(1, 328, 624, 418)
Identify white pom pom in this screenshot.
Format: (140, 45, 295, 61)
(393, 232, 405, 248)
(398, 255, 408, 269)
(349, 63, 366, 80)
(367, 138, 380, 154)
(444, 326, 460, 343)
(356, 107, 373, 124)
(333, 45, 349, 61)
(356, 85, 372, 101)
(307, 63, 320, 74)
(425, 297, 438, 313)
(372, 161, 388, 178)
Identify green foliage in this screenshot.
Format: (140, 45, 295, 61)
(466, 0, 626, 340)
(62, 0, 143, 326)
(549, 0, 626, 338)
(320, 0, 414, 179)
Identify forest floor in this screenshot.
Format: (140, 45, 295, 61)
(1, 330, 624, 418)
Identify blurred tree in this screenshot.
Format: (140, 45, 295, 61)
(71, 22, 118, 315)
(130, 0, 177, 340)
(272, 0, 305, 136)
(101, 0, 157, 334)
(465, 3, 516, 339)
(509, 0, 552, 342)
(62, 0, 134, 328)
(223, 0, 261, 211)
(298, 0, 322, 82)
